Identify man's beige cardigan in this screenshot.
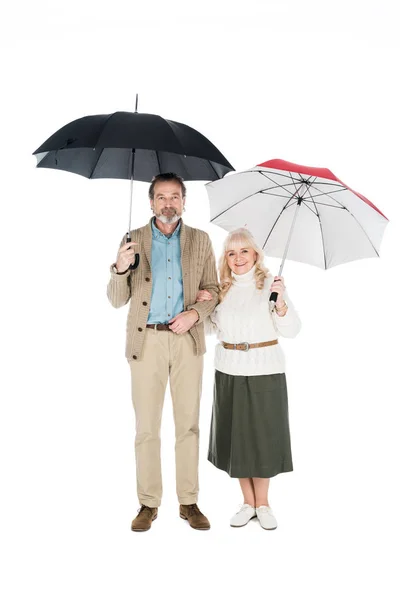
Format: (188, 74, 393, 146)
(107, 218, 219, 361)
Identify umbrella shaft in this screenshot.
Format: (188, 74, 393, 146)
(278, 198, 303, 276)
(128, 150, 135, 232)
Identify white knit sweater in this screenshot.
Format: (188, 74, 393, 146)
(207, 265, 301, 376)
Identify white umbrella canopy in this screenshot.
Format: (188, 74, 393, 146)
(206, 159, 388, 270)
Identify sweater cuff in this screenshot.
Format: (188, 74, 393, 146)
(186, 301, 212, 325)
(274, 290, 291, 317)
(109, 264, 131, 281)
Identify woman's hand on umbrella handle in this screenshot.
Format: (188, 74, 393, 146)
(269, 276, 286, 306)
(116, 241, 139, 273)
(196, 290, 213, 302)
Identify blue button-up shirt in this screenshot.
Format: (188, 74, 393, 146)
(147, 218, 184, 324)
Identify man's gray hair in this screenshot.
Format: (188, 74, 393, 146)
(148, 173, 187, 200)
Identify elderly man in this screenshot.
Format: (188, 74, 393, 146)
(107, 173, 218, 532)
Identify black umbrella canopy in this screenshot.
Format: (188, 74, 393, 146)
(33, 111, 234, 182)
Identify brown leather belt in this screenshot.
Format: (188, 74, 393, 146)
(146, 323, 171, 331)
(221, 340, 278, 352)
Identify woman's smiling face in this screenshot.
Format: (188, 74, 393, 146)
(226, 244, 257, 275)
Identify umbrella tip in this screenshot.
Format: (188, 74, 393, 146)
(135, 94, 139, 112)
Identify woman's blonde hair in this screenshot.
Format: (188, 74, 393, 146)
(218, 228, 269, 302)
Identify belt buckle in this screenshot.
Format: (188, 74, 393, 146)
(154, 323, 158, 331)
(239, 342, 250, 352)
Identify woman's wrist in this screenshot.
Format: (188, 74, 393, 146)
(275, 301, 288, 315)
(275, 299, 286, 309)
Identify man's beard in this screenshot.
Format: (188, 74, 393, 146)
(154, 208, 181, 224)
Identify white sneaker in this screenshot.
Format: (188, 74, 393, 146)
(230, 504, 257, 527)
(256, 505, 278, 530)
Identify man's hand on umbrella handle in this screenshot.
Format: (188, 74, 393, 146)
(196, 290, 213, 302)
(116, 241, 139, 273)
(270, 276, 286, 307)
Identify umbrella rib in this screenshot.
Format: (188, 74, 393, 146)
(301, 201, 319, 217)
(260, 190, 296, 199)
(260, 169, 347, 192)
(310, 184, 381, 254)
(88, 147, 105, 179)
(261, 180, 305, 251)
(258, 181, 297, 195)
(210, 180, 296, 222)
(348, 217, 380, 257)
(177, 153, 192, 180)
(210, 191, 258, 221)
(308, 186, 380, 260)
(286, 199, 301, 210)
(264, 169, 348, 197)
(94, 112, 117, 147)
(259, 169, 303, 184)
(164, 120, 187, 157)
(309, 182, 347, 189)
(303, 200, 346, 209)
(288, 170, 298, 187)
(208, 159, 220, 181)
(155, 150, 162, 174)
(308, 184, 349, 208)
(302, 189, 347, 201)
(260, 171, 302, 195)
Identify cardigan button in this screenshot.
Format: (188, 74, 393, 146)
(138, 327, 143, 332)
(142, 301, 147, 306)
(145, 277, 150, 282)
(132, 355, 137, 360)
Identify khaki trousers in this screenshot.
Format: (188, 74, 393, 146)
(129, 328, 204, 508)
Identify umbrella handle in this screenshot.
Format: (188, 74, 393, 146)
(126, 234, 140, 271)
(269, 291, 278, 303)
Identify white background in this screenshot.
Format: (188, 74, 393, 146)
(1, 1, 399, 598)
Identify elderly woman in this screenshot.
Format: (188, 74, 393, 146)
(197, 228, 301, 530)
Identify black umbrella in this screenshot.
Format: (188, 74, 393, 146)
(33, 95, 234, 269)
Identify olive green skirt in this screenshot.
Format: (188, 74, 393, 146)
(208, 370, 293, 478)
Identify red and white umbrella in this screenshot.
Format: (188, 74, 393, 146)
(206, 158, 389, 302)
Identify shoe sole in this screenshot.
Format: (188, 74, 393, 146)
(179, 514, 210, 530)
(131, 514, 157, 532)
(259, 524, 278, 530)
(230, 515, 257, 528)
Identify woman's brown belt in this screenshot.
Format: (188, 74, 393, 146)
(221, 340, 278, 352)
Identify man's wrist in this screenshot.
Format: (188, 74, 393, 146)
(190, 308, 200, 322)
(112, 263, 129, 275)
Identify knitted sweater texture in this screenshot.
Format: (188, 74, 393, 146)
(107, 218, 219, 361)
(208, 266, 301, 376)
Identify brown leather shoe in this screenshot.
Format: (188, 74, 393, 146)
(179, 504, 210, 530)
(131, 505, 158, 532)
